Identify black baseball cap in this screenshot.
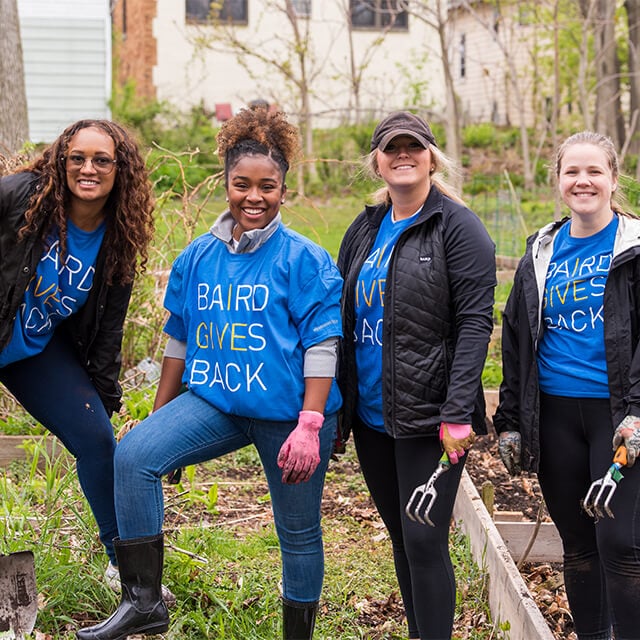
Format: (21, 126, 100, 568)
(370, 111, 437, 151)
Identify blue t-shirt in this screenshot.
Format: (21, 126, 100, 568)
(0, 220, 106, 367)
(163, 224, 343, 421)
(538, 215, 618, 397)
(354, 207, 418, 431)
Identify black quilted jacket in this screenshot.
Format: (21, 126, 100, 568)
(0, 171, 132, 415)
(337, 186, 496, 442)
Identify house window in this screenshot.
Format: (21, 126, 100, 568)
(292, 0, 311, 17)
(186, 0, 248, 24)
(350, 0, 408, 30)
(459, 34, 466, 79)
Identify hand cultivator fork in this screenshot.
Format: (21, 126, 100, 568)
(405, 452, 451, 526)
(582, 446, 628, 519)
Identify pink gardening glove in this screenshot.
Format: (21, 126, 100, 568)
(439, 422, 476, 464)
(277, 410, 324, 484)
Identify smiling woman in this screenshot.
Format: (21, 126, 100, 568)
(336, 110, 496, 640)
(64, 127, 119, 230)
(76, 106, 344, 640)
(494, 130, 640, 640)
(0, 119, 155, 601)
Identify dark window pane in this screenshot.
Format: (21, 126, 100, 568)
(292, 0, 311, 17)
(220, 0, 247, 21)
(186, 0, 210, 21)
(350, 0, 407, 30)
(186, 0, 248, 23)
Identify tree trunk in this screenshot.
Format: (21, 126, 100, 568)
(435, 0, 462, 190)
(625, 0, 640, 160)
(0, 0, 29, 154)
(593, 0, 624, 146)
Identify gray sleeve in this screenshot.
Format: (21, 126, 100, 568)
(303, 337, 338, 377)
(164, 336, 187, 360)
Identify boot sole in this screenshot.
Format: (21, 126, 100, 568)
(108, 621, 170, 640)
(126, 621, 169, 638)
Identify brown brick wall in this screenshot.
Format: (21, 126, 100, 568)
(112, 0, 157, 100)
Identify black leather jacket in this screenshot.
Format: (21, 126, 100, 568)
(0, 171, 132, 415)
(337, 186, 496, 442)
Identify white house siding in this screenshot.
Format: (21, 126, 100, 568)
(447, 5, 540, 128)
(152, 0, 445, 127)
(17, 0, 111, 143)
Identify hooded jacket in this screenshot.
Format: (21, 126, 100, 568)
(493, 214, 640, 472)
(0, 171, 132, 415)
(337, 185, 496, 442)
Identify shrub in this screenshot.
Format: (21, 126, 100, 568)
(462, 123, 497, 148)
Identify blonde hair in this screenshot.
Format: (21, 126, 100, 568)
(365, 144, 465, 206)
(555, 130, 634, 217)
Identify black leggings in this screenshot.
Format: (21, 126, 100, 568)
(538, 394, 640, 640)
(353, 420, 465, 640)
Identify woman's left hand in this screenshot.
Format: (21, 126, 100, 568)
(613, 415, 640, 467)
(277, 411, 324, 484)
(439, 422, 475, 464)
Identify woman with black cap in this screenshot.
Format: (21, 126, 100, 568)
(337, 111, 496, 639)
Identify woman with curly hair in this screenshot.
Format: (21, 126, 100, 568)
(0, 120, 154, 575)
(76, 107, 343, 640)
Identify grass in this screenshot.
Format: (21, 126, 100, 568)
(0, 433, 505, 639)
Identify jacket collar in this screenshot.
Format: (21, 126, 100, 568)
(210, 209, 282, 253)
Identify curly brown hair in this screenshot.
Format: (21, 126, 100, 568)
(16, 119, 155, 285)
(216, 107, 300, 184)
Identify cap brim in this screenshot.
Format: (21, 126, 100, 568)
(377, 129, 431, 150)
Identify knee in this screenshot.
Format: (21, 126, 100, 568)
(598, 528, 639, 572)
(75, 421, 116, 460)
(114, 430, 146, 475)
(275, 519, 322, 552)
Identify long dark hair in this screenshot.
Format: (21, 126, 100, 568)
(17, 119, 155, 284)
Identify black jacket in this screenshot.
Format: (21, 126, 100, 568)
(0, 171, 132, 415)
(337, 186, 496, 442)
(493, 216, 640, 472)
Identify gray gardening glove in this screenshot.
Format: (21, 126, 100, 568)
(612, 415, 640, 467)
(498, 431, 522, 476)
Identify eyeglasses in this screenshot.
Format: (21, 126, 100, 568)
(65, 154, 117, 175)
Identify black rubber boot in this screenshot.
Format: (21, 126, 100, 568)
(76, 534, 169, 640)
(282, 597, 318, 639)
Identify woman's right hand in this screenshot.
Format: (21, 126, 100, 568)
(498, 431, 522, 476)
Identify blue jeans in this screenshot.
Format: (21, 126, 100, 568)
(114, 390, 337, 603)
(0, 330, 119, 564)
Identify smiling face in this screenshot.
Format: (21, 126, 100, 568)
(65, 126, 117, 211)
(226, 154, 285, 239)
(375, 135, 433, 193)
(558, 142, 617, 233)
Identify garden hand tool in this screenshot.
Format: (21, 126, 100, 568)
(582, 445, 628, 519)
(0, 550, 37, 639)
(405, 452, 451, 526)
